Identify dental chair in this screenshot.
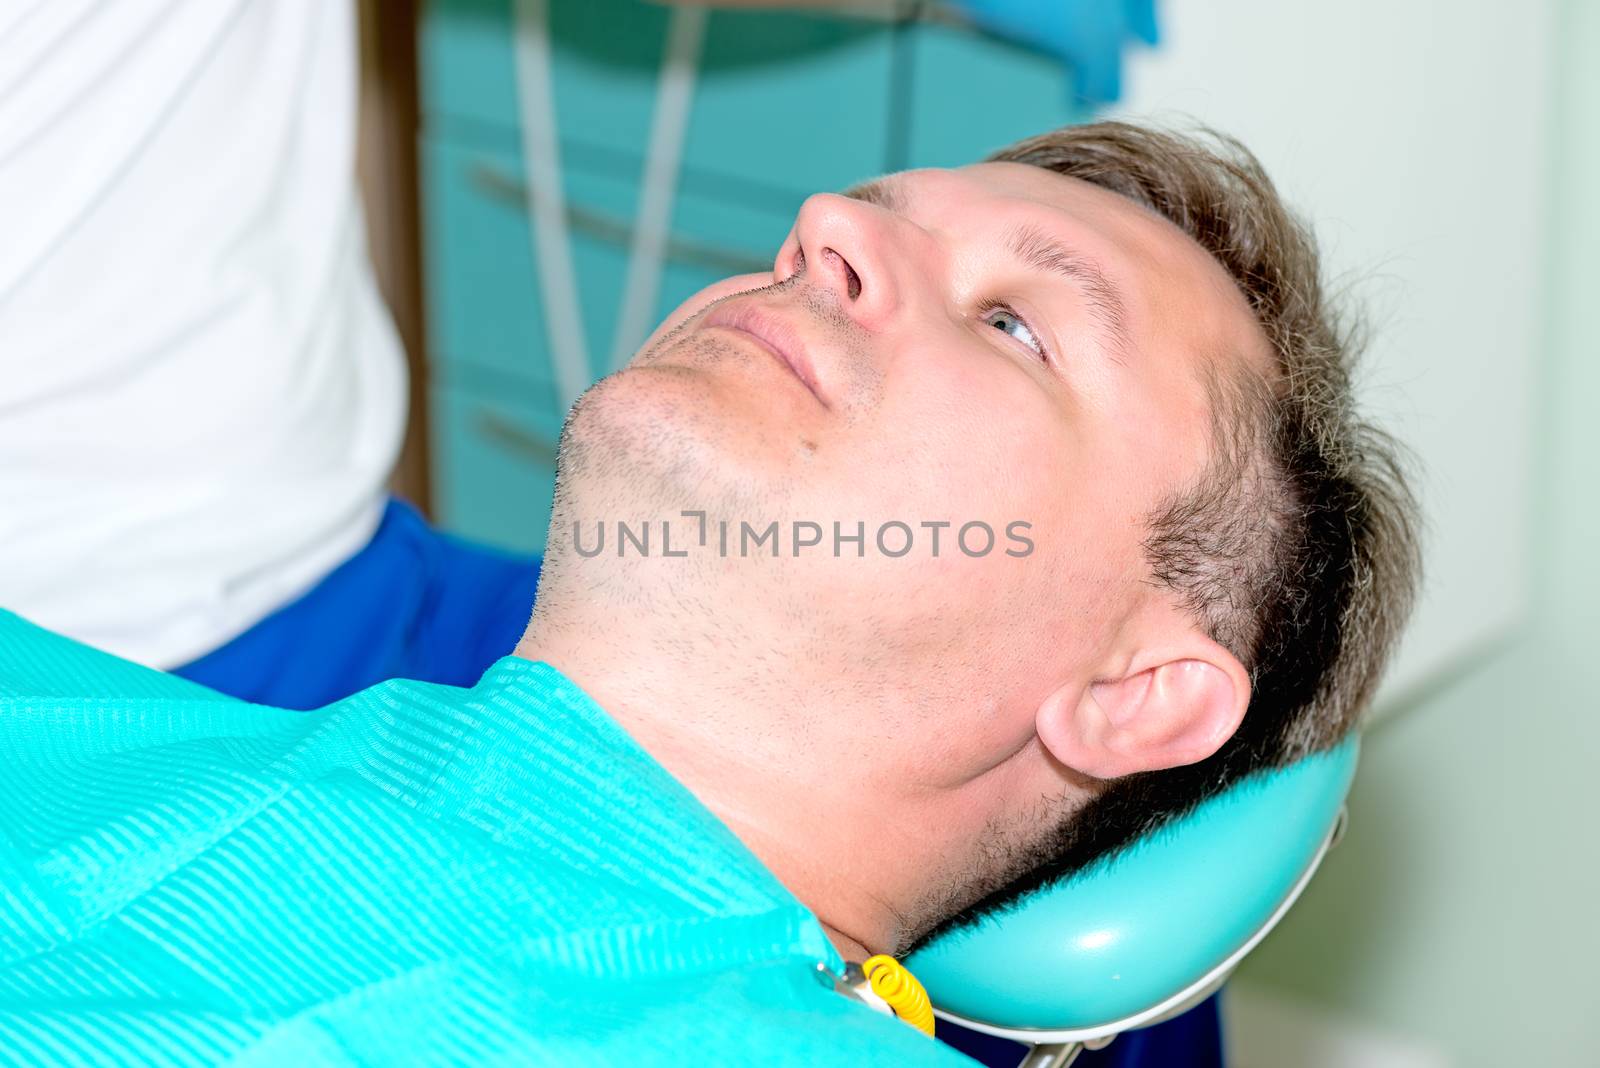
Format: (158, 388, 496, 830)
(904, 738, 1359, 1067)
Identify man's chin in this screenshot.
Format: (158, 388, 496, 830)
(552, 362, 785, 531)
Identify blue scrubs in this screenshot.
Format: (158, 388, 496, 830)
(173, 499, 543, 709)
(169, 497, 1221, 1068)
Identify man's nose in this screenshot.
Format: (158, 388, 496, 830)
(774, 193, 904, 331)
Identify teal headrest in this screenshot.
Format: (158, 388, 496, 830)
(905, 738, 1358, 1042)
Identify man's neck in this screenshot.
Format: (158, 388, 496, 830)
(516, 618, 945, 960)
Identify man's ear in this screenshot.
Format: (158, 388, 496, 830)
(1036, 632, 1250, 780)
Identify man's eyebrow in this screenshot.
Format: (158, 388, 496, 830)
(841, 177, 908, 214)
(843, 182, 1131, 364)
(1004, 222, 1131, 365)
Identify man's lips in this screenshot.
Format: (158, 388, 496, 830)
(700, 302, 826, 406)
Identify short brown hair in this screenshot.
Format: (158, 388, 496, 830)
(943, 121, 1422, 928)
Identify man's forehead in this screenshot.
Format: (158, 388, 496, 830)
(852, 162, 1150, 228)
(964, 163, 1231, 277)
(849, 162, 1212, 292)
(849, 162, 1269, 370)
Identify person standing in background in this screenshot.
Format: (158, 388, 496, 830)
(0, 0, 540, 708)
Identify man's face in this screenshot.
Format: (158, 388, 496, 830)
(549, 161, 1266, 782)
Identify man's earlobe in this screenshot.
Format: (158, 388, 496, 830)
(1036, 649, 1249, 780)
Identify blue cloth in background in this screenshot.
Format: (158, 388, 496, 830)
(174, 498, 541, 709)
(950, 0, 1159, 103)
(172, 495, 1221, 1067)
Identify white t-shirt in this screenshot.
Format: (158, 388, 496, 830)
(0, 0, 406, 667)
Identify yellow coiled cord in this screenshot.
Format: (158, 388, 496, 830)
(862, 955, 936, 1038)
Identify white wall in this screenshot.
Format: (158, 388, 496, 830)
(1105, 2, 1599, 1064)
(1110, 0, 1555, 709)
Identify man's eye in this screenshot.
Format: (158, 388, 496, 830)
(978, 301, 1046, 361)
